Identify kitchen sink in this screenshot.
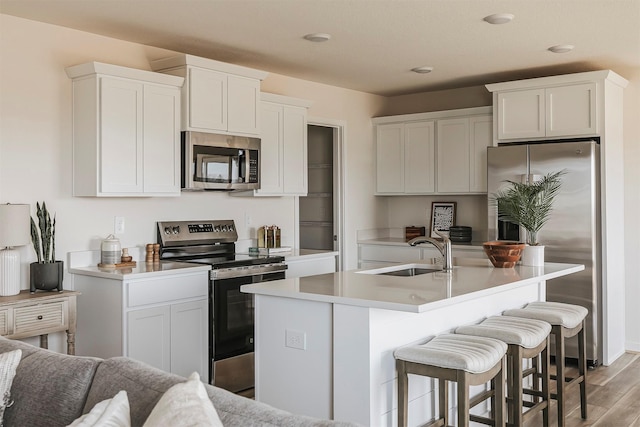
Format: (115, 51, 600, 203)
(357, 263, 442, 276)
(379, 267, 441, 276)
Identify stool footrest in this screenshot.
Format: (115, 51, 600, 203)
(469, 389, 495, 408)
(423, 419, 446, 427)
(470, 414, 496, 426)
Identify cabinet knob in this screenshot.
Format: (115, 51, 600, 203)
(37, 315, 43, 320)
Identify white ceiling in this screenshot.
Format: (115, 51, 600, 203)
(1, 0, 639, 96)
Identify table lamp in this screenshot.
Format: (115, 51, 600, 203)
(0, 203, 31, 296)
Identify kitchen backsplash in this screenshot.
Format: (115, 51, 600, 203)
(385, 195, 488, 242)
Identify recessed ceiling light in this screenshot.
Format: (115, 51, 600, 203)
(411, 66, 434, 74)
(548, 44, 575, 53)
(303, 33, 331, 42)
(483, 13, 514, 24)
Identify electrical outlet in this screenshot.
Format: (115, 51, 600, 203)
(285, 329, 306, 350)
(114, 216, 125, 234)
(245, 212, 252, 227)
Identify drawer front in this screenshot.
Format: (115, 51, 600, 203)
(14, 301, 66, 335)
(359, 245, 422, 263)
(0, 309, 8, 335)
(127, 272, 208, 308)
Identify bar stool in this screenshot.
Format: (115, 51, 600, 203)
(456, 316, 551, 427)
(394, 333, 507, 427)
(504, 301, 588, 427)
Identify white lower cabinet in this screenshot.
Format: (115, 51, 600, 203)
(285, 254, 337, 278)
(358, 244, 423, 269)
(358, 243, 485, 268)
(128, 299, 207, 378)
(73, 268, 209, 379)
(128, 305, 171, 372)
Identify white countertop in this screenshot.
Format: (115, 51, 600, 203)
(68, 261, 211, 280)
(241, 261, 584, 313)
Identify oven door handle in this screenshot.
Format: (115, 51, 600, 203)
(210, 264, 288, 280)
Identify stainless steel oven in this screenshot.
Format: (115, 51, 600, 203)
(157, 220, 286, 393)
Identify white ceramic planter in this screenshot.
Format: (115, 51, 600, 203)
(521, 245, 545, 266)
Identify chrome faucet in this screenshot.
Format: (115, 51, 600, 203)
(407, 230, 453, 271)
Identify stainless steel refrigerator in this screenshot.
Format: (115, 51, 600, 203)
(487, 140, 601, 366)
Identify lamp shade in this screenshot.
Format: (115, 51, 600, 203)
(0, 204, 30, 248)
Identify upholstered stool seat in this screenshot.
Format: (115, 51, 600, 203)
(457, 316, 551, 427)
(504, 302, 588, 427)
(395, 334, 508, 427)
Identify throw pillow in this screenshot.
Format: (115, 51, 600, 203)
(67, 390, 130, 427)
(143, 372, 222, 427)
(0, 349, 22, 426)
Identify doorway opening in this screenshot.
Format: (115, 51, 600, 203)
(297, 119, 345, 270)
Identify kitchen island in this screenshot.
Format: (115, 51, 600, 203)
(241, 261, 584, 426)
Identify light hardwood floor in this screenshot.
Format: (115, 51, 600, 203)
(524, 351, 640, 426)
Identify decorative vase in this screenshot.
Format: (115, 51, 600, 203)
(521, 245, 545, 266)
(30, 260, 64, 293)
(482, 241, 526, 268)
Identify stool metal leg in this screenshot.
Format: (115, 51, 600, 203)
(541, 336, 550, 427)
(439, 378, 448, 426)
(510, 346, 524, 427)
(495, 356, 507, 427)
(457, 372, 470, 427)
(554, 325, 566, 427)
(397, 360, 409, 427)
(578, 320, 587, 419)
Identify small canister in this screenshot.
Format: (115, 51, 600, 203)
(101, 234, 121, 266)
(266, 226, 275, 248)
(258, 226, 266, 248)
(275, 226, 281, 248)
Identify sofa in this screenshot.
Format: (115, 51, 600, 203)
(0, 337, 359, 426)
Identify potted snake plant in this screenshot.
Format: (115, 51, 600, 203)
(492, 170, 565, 266)
(30, 201, 63, 292)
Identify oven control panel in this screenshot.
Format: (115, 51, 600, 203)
(157, 220, 238, 245)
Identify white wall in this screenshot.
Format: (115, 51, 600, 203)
(622, 68, 640, 352)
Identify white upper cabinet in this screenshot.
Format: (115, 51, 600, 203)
(376, 121, 435, 194)
(235, 93, 312, 197)
(494, 84, 596, 140)
(485, 71, 625, 142)
(151, 54, 268, 137)
(545, 84, 596, 137)
(373, 107, 491, 195)
(66, 62, 183, 197)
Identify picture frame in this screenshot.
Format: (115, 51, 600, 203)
(429, 202, 456, 238)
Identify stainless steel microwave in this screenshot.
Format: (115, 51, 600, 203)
(182, 131, 260, 191)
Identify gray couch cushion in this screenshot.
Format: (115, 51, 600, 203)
(0, 337, 101, 427)
(84, 357, 184, 427)
(87, 357, 358, 427)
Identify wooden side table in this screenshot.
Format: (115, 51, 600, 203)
(0, 290, 80, 355)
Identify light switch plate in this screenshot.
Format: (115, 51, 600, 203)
(114, 216, 125, 234)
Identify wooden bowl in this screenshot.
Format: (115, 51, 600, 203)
(482, 241, 526, 268)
